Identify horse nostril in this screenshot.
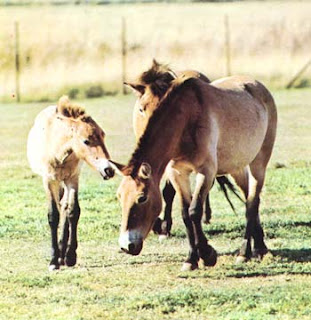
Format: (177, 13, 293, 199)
(104, 167, 114, 178)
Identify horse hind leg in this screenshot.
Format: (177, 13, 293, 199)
(235, 163, 268, 263)
(230, 168, 253, 263)
(248, 161, 269, 259)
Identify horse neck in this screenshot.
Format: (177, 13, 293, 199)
(131, 101, 189, 183)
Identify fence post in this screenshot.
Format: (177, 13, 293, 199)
(121, 17, 127, 95)
(286, 58, 311, 89)
(14, 21, 21, 102)
(224, 15, 231, 77)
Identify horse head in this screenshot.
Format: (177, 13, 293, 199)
(111, 160, 162, 255)
(57, 96, 114, 180)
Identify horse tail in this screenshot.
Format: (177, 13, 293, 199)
(216, 176, 245, 214)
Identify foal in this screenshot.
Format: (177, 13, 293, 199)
(27, 96, 114, 270)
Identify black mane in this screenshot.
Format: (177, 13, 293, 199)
(139, 60, 176, 98)
(126, 77, 203, 178)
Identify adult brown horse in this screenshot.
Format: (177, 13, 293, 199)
(27, 96, 115, 270)
(113, 66, 277, 271)
(126, 60, 242, 238)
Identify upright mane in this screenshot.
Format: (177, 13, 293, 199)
(57, 95, 87, 119)
(138, 60, 176, 98)
(126, 77, 203, 178)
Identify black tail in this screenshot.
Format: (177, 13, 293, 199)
(216, 176, 245, 214)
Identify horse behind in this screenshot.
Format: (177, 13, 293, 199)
(27, 96, 115, 270)
(114, 70, 277, 271)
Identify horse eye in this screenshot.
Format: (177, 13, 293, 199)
(83, 140, 90, 146)
(137, 194, 147, 204)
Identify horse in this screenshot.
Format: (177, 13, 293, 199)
(125, 59, 243, 238)
(113, 64, 277, 271)
(27, 96, 115, 271)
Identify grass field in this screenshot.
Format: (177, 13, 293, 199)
(1, 1, 311, 101)
(0, 88, 311, 319)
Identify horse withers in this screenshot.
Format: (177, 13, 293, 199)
(114, 64, 277, 271)
(27, 96, 115, 271)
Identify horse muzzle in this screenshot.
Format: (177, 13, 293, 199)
(101, 167, 115, 180)
(119, 231, 143, 256)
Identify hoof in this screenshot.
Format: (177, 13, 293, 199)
(48, 264, 60, 272)
(200, 246, 217, 267)
(181, 262, 198, 272)
(236, 255, 248, 264)
(159, 234, 169, 242)
(65, 253, 77, 267)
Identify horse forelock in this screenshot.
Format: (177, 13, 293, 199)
(139, 62, 176, 98)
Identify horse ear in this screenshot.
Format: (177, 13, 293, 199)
(124, 82, 145, 96)
(138, 162, 152, 180)
(152, 59, 161, 69)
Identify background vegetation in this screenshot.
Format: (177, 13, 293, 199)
(0, 88, 311, 319)
(1, 1, 311, 101)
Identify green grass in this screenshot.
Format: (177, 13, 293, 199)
(0, 89, 311, 319)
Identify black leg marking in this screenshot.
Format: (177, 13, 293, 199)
(204, 195, 212, 224)
(181, 200, 199, 270)
(48, 199, 60, 270)
(153, 180, 175, 236)
(65, 196, 80, 267)
(189, 196, 217, 267)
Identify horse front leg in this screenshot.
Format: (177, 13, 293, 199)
(166, 163, 199, 271)
(63, 176, 80, 267)
(189, 170, 217, 268)
(153, 179, 175, 238)
(44, 180, 61, 271)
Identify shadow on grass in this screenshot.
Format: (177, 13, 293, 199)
(271, 248, 311, 262)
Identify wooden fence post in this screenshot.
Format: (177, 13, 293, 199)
(121, 17, 127, 95)
(14, 21, 21, 102)
(286, 58, 311, 89)
(224, 15, 231, 77)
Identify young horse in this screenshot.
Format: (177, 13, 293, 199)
(125, 60, 242, 237)
(27, 96, 115, 270)
(114, 72, 277, 271)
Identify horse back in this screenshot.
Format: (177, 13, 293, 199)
(196, 77, 276, 174)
